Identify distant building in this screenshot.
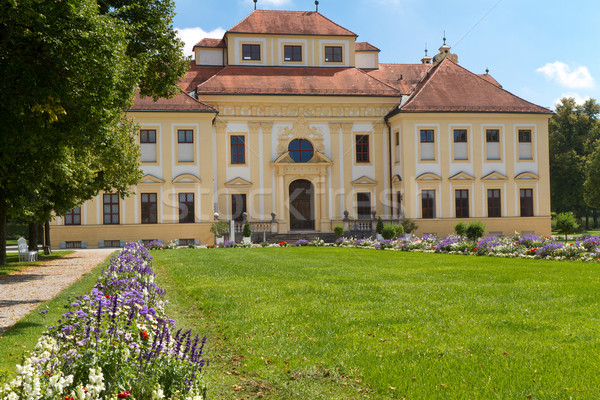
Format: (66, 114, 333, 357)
(51, 9, 552, 248)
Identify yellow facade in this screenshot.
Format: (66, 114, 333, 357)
(51, 10, 552, 248)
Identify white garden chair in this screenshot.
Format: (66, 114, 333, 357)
(17, 237, 38, 262)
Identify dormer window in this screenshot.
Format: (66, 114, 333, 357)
(242, 44, 260, 60)
(325, 46, 342, 62)
(284, 45, 302, 62)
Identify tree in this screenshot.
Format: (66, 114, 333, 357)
(584, 142, 600, 210)
(0, 0, 188, 264)
(554, 212, 579, 241)
(465, 221, 486, 242)
(549, 98, 600, 223)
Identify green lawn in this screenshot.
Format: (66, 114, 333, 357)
(0, 254, 111, 373)
(0, 251, 74, 277)
(152, 248, 600, 400)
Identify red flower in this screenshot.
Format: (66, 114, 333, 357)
(117, 390, 131, 398)
(139, 330, 149, 340)
(65, 397, 74, 400)
(104, 294, 110, 298)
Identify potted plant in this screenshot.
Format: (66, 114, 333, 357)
(210, 221, 229, 244)
(401, 218, 417, 239)
(375, 217, 384, 241)
(334, 225, 345, 237)
(242, 222, 252, 244)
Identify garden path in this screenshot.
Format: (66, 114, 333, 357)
(0, 249, 114, 335)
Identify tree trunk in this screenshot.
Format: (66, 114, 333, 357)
(28, 222, 38, 251)
(44, 221, 51, 255)
(0, 196, 7, 265)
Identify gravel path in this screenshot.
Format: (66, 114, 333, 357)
(0, 249, 114, 335)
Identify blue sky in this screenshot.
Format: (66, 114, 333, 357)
(173, 0, 599, 110)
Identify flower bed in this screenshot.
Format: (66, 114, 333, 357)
(1, 242, 207, 400)
(195, 234, 600, 262)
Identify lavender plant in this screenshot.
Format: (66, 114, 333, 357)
(0, 242, 207, 400)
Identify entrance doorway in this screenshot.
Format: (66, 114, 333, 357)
(289, 179, 315, 230)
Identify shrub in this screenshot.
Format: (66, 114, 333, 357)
(454, 222, 467, 236)
(243, 222, 252, 237)
(376, 217, 384, 234)
(555, 212, 579, 241)
(393, 224, 404, 237)
(402, 218, 418, 234)
(381, 224, 396, 240)
(465, 221, 486, 242)
(188, 243, 196, 249)
(334, 225, 345, 237)
(210, 221, 229, 237)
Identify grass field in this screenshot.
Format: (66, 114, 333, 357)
(152, 248, 600, 400)
(0, 253, 110, 373)
(0, 251, 74, 277)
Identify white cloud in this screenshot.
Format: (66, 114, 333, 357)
(537, 61, 595, 89)
(261, 0, 293, 5)
(554, 92, 591, 106)
(176, 27, 226, 57)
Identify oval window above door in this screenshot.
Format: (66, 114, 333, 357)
(288, 139, 314, 163)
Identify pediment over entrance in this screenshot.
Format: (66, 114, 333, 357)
(140, 174, 165, 184)
(272, 151, 332, 165)
(352, 176, 377, 186)
(515, 172, 539, 180)
(172, 173, 201, 183)
(224, 177, 253, 188)
(481, 171, 507, 181)
(392, 174, 402, 184)
(416, 172, 442, 181)
(449, 172, 475, 181)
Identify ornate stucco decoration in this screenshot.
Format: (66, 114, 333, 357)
(277, 116, 325, 154)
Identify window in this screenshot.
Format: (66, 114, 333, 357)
(421, 190, 435, 219)
(288, 139, 314, 163)
(487, 189, 501, 218)
(231, 135, 245, 164)
(455, 190, 469, 218)
(242, 44, 260, 60)
(103, 194, 119, 225)
(355, 135, 370, 163)
(394, 131, 400, 163)
(453, 129, 468, 160)
(420, 129, 435, 161)
(64, 207, 81, 225)
(231, 193, 247, 222)
(177, 129, 194, 162)
(518, 129, 533, 160)
(486, 129, 500, 160)
(140, 129, 157, 163)
(324, 46, 342, 62)
(396, 191, 402, 218)
(520, 189, 534, 217)
(420, 130, 434, 143)
(178, 193, 194, 223)
(284, 45, 302, 61)
(141, 193, 157, 224)
(356, 193, 371, 219)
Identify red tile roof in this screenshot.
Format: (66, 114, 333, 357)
(478, 73, 502, 88)
(228, 10, 356, 36)
(130, 91, 216, 112)
(179, 63, 225, 92)
(366, 64, 430, 95)
(355, 42, 380, 52)
(400, 59, 552, 113)
(194, 66, 399, 96)
(193, 38, 226, 48)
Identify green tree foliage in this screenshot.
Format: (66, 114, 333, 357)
(376, 217, 384, 234)
(549, 98, 600, 217)
(243, 222, 252, 238)
(0, 0, 188, 263)
(555, 212, 579, 241)
(465, 221, 486, 242)
(454, 222, 467, 237)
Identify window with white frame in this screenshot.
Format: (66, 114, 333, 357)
(140, 129, 157, 163)
(486, 129, 500, 160)
(518, 129, 533, 160)
(177, 129, 194, 162)
(420, 129, 435, 161)
(453, 129, 468, 160)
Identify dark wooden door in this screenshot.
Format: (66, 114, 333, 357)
(289, 179, 315, 230)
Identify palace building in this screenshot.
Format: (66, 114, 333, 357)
(51, 9, 553, 248)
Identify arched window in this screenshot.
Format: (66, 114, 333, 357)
(288, 139, 313, 163)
